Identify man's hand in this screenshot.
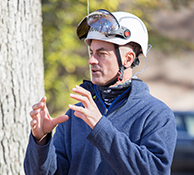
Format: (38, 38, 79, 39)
(30, 97, 69, 142)
(69, 85, 102, 129)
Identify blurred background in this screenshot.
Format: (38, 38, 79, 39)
(42, 0, 194, 174)
(41, 0, 194, 118)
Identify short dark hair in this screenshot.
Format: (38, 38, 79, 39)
(127, 42, 142, 68)
(128, 42, 142, 57)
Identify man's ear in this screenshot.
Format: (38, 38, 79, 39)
(123, 51, 135, 68)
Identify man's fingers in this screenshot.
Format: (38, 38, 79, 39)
(74, 111, 85, 119)
(72, 85, 91, 98)
(69, 104, 85, 114)
(41, 96, 47, 103)
(69, 104, 85, 119)
(32, 97, 47, 110)
(32, 102, 44, 110)
(52, 115, 69, 126)
(29, 110, 39, 119)
(71, 86, 93, 107)
(30, 119, 37, 130)
(70, 93, 88, 105)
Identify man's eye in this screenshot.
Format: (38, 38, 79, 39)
(99, 52, 106, 55)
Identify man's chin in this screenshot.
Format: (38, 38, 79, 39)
(91, 78, 105, 86)
(92, 78, 117, 87)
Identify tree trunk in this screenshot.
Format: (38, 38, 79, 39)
(0, 0, 44, 174)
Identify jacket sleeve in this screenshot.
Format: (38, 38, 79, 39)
(87, 110, 177, 175)
(23, 133, 57, 175)
(24, 125, 70, 175)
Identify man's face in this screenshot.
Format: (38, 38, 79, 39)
(89, 40, 119, 86)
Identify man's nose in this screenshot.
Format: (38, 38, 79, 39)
(88, 54, 98, 65)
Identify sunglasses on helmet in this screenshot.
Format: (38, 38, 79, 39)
(77, 9, 131, 40)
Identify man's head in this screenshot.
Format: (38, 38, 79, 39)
(77, 9, 148, 86)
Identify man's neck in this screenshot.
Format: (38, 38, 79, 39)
(98, 80, 132, 108)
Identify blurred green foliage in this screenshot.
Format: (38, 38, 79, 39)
(42, 0, 193, 117)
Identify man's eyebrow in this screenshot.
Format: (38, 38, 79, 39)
(90, 47, 107, 52)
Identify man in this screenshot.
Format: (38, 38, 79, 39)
(24, 9, 177, 175)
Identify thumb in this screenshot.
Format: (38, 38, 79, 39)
(52, 115, 69, 126)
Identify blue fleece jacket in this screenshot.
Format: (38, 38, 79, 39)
(24, 79, 177, 175)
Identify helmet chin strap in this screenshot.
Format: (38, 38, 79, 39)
(101, 43, 124, 87)
(104, 44, 133, 87)
(114, 44, 126, 81)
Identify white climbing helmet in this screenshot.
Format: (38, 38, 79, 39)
(77, 9, 149, 57)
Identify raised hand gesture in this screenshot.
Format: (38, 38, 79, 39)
(30, 97, 69, 144)
(69, 85, 102, 129)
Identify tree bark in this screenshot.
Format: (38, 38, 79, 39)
(0, 0, 44, 174)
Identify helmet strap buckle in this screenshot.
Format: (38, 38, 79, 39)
(118, 65, 125, 81)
